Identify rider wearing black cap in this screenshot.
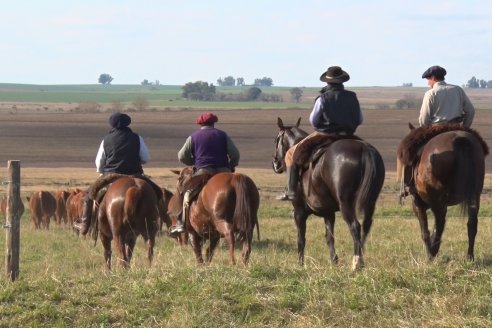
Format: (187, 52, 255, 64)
(419, 65, 475, 127)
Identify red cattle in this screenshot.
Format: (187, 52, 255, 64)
(65, 190, 86, 234)
(53, 190, 72, 226)
(1, 195, 25, 221)
(27, 191, 57, 229)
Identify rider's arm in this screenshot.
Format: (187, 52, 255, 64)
(178, 136, 195, 166)
(309, 97, 323, 128)
(138, 136, 150, 164)
(95, 140, 105, 173)
(226, 135, 240, 168)
(461, 90, 475, 128)
(419, 91, 433, 126)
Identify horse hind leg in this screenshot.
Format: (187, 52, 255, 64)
(206, 235, 220, 263)
(100, 235, 112, 271)
(340, 204, 364, 271)
(429, 206, 447, 258)
(113, 235, 130, 269)
(466, 200, 479, 261)
(241, 231, 253, 266)
(412, 198, 433, 260)
(189, 232, 204, 264)
(323, 212, 338, 264)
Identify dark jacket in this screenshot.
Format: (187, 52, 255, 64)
(311, 84, 362, 134)
(102, 127, 143, 174)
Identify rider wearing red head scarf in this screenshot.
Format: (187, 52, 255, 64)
(169, 112, 240, 236)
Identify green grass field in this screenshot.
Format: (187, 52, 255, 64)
(1, 202, 491, 327)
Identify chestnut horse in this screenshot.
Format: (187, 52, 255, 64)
(398, 124, 488, 260)
(273, 118, 385, 270)
(172, 167, 260, 265)
(92, 176, 160, 269)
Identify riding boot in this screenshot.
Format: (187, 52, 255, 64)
(276, 165, 299, 201)
(73, 194, 93, 236)
(169, 191, 189, 237)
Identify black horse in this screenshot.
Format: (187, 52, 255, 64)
(272, 118, 385, 270)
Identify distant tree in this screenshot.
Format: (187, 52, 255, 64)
(488, 80, 492, 88)
(141, 79, 150, 86)
(290, 87, 303, 103)
(217, 76, 236, 86)
(155, 80, 160, 86)
(479, 79, 487, 88)
(98, 73, 113, 85)
(253, 77, 273, 87)
(467, 76, 479, 88)
(402, 83, 413, 87)
(182, 81, 216, 101)
(236, 77, 245, 86)
(223, 76, 235, 86)
(246, 87, 262, 100)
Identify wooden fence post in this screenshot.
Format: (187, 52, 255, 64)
(5, 160, 21, 281)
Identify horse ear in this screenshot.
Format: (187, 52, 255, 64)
(170, 169, 180, 176)
(277, 117, 284, 129)
(296, 117, 301, 127)
(408, 122, 415, 130)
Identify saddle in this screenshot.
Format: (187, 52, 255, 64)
(88, 173, 164, 203)
(299, 134, 362, 169)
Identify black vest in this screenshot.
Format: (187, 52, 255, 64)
(102, 127, 143, 174)
(315, 85, 361, 134)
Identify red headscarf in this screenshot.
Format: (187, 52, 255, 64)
(196, 112, 218, 125)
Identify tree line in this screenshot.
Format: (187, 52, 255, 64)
(466, 76, 492, 88)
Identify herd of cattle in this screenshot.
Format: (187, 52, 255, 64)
(0, 187, 177, 237)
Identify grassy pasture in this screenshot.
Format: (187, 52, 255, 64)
(3, 83, 492, 111)
(1, 168, 492, 327)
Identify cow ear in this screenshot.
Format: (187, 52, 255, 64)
(170, 169, 180, 176)
(408, 122, 415, 130)
(277, 117, 284, 129)
(296, 117, 301, 127)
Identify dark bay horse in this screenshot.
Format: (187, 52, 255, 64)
(273, 118, 385, 270)
(93, 176, 160, 270)
(172, 167, 260, 265)
(398, 124, 488, 260)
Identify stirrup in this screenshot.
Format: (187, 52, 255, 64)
(168, 224, 184, 237)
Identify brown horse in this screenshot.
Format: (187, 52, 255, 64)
(273, 118, 385, 270)
(398, 124, 488, 260)
(93, 176, 160, 270)
(172, 167, 260, 265)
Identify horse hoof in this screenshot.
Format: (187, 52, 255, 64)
(352, 255, 364, 271)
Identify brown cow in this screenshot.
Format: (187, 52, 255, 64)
(53, 190, 71, 226)
(65, 190, 86, 234)
(1, 194, 25, 222)
(27, 191, 56, 229)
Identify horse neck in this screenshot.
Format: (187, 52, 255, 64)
(288, 127, 308, 147)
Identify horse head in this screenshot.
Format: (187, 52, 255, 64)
(171, 167, 194, 194)
(272, 117, 308, 173)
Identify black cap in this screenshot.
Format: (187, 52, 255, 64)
(109, 112, 131, 128)
(422, 65, 447, 79)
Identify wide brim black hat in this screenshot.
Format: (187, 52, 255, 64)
(319, 66, 350, 83)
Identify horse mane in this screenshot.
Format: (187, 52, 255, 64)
(397, 125, 489, 165)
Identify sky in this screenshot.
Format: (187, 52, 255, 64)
(1, 0, 491, 87)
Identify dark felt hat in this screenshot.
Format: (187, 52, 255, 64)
(422, 65, 447, 79)
(196, 112, 218, 125)
(109, 112, 131, 128)
(319, 66, 350, 83)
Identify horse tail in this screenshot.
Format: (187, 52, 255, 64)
(357, 144, 385, 213)
(454, 136, 482, 214)
(232, 175, 259, 242)
(124, 185, 142, 224)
